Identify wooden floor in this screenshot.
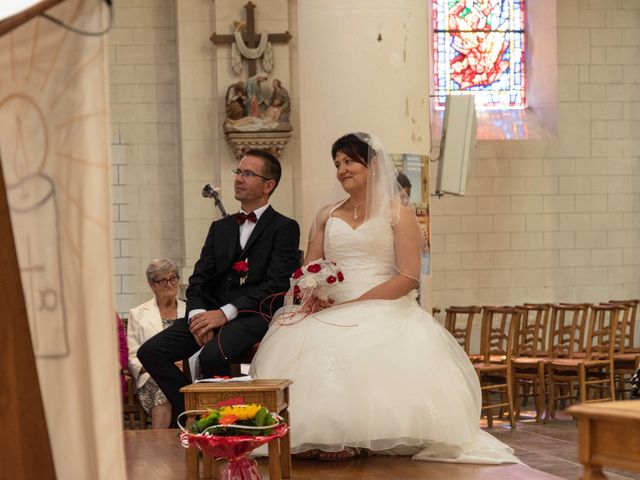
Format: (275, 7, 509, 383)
(124, 410, 640, 480)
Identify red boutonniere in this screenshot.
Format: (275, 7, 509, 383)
(232, 259, 249, 285)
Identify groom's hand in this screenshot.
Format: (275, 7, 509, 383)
(189, 309, 228, 341)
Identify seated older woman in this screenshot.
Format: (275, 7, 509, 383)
(127, 258, 186, 429)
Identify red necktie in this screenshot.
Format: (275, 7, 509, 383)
(235, 211, 257, 225)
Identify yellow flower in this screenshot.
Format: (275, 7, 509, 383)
(219, 404, 262, 421)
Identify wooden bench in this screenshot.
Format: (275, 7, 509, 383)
(568, 400, 640, 479)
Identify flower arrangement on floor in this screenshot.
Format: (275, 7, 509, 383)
(291, 259, 344, 305)
(188, 403, 278, 436)
(179, 404, 288, 480)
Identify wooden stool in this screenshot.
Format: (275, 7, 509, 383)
(180, 379, 292, 480)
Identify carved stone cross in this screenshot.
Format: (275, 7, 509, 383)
(210, 2, 292, 77)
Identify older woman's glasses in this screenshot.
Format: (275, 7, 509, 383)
(231, 168, 272, 181)
(152, 275, 180, 287)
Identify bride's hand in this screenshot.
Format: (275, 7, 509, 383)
(300, 296, 335, 313)
(312, 297, 335, 312)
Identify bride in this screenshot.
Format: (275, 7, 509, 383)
(250, 132, 519, 464)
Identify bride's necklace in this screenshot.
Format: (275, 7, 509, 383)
(346, 199, 365, 220)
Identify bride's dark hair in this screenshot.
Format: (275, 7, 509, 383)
(330, 132, 373, 166)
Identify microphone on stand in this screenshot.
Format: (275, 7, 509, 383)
(201, 184, 228, 217)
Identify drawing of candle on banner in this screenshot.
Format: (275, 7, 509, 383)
(1, 94, 69, 358)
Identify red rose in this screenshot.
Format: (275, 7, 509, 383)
(232, 260, 249, 272)
(293, 285, 301, 298)
(306, 263, 321, 273)
(337, 271, 344, 282)
(326, 275, 337, 284)
(292, 268, 303, 279)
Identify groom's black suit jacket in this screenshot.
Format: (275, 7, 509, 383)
(185, 205, 300, 319)
(137, 206, 299, 424)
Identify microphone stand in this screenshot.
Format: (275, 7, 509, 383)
(201, 184, 228, 217)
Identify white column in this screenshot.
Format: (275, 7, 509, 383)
(296, 0, 432, 307)
(175, 0, 217, 276)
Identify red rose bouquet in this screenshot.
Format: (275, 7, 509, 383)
(290, 258, 345, 303)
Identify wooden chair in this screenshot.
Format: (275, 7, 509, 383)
(444, 306, 482, 357)
(547, 304, 624, 416)
(473, 306, 519, 428)
(549, 303, 590, 358)
(609, 299, 640, 398)
(610, 299, 640, 353)
(545, 303, 591, 417)
(123, 370, 147, 429)
(511, 303, 551, 423)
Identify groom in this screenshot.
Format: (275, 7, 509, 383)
(138, 149, 300, 424)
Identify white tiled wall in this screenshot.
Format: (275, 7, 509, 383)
(431, 0, 640, 310)
(109, 1, 181, 314)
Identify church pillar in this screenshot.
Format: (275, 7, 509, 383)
(174, 0, 217, 274)
(296, 0, 432, 305)
(297, 0, 430, 232)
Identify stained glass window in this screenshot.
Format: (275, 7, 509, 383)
(432, 0, 526, 110)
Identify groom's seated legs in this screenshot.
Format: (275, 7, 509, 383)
(138, 318, 199, 425)
(199, 314, 269, 378)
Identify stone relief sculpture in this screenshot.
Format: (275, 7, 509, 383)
(224, 76, 292, 133)
(225, 81, 246, 120)
(211, 2, 293, 159)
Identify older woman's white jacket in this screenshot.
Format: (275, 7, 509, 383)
(127, 297, 186, 390)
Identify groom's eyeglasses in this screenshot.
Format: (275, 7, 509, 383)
(152, 275, 180, 287)
(232, 168, 272, 181)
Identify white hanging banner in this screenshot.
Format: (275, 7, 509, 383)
(0, 0, 125, 479)
(0, 0, 42, 21)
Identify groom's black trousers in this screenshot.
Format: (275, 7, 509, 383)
(137, 313, 268, 425)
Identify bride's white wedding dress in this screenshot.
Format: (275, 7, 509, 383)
(250, 215, 519, 464)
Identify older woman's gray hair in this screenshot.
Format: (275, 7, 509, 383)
(145, 258, 179, 282)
